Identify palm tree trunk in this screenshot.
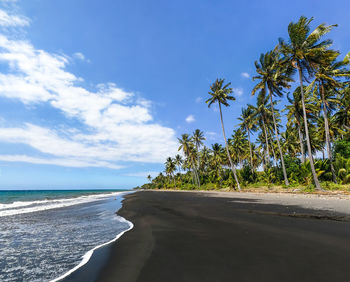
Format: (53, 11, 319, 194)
(262, 122, 270, 165)
(247, 126, 254, 170)
(320, 83, 337, 183)
(297, 65, 322, 190)
(269, 89, 289, 186)
(297, 122, 305, 163)
(218, 102, 241, 190)
(270, 140, 278, 166)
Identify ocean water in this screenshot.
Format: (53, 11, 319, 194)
(0, 190, 133, 282)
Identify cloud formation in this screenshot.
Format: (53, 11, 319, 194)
(241, 72, 250, 79)
(0, 9, 29, 26)
(233, 87, 244, 97)
(185, 115, 195, 123)
(0, 8, 178, 169)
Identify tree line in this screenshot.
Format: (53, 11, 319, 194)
(141, 16, 350, 191)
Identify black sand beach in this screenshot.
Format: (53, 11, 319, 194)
(68, 191, 350, 282)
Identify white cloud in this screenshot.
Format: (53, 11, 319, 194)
(0, 154, 122, 169)
(195, 97, 202, 103)
(185, 114, 195, 123)
(206, 131, 218, 141)
(241, 72, 250, 79)
(0, 9, 29, 26)
(73, 52, 85, 60)
(0, 12, 179, 169)
(233, 87, 244, 97)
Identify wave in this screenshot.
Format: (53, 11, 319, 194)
(0, 192, 124, 217)
(51, 216, 134, 282)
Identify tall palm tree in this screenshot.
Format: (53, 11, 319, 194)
(178, 134, 200, 186)
(238, 106, 256, 169)
(206, 78, 241, 190)
(249, 92, 273, 166)
(192, 129, 206, 172)
(252, 50, 293, 186)
(174, 154, 183, 173)
(165, 157, 176, 188)
(280, 16, 337, 190)
(306, 51, 350, 182)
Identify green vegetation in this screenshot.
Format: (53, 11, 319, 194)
(139, 16, 350, 193)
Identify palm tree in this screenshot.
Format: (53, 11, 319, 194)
(178, 134, 200, 186)
(147, 174, 152, 183)
(334, 86, 350, 133)
(279, 16, 337, 190)
(238, 106, 256, 169)
(206, 78, 241, 190)
(165, 157, 176, 188)
(249, 92, 273, 167)
(192, 129, 206, 172)
(252, 50, 293, 186)
(229, 129, 248, 167)
(306, 51, 350, 182)
(174, 154, 183, 174)
(211, 143, 225, 182)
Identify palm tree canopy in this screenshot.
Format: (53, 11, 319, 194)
(279, 16, 337, 78)
(252, 50, 294, 98)
(192, 129, 206, 148)
(206, 78, 235, 108)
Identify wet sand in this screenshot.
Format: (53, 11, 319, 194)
(67, 191, 350, 282)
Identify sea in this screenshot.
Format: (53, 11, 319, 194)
(0, 189, 133, 282)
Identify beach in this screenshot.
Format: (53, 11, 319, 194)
(67, 190, 350, 282)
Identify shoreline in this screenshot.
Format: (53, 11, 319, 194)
(56, 192, 134, 282)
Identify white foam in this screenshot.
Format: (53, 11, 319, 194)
(0, 192, 124, 217)
(51, 216, 134, 282)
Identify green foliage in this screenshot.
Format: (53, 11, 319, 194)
(333, 140, 350, 159)
(240, 165, 258, 184)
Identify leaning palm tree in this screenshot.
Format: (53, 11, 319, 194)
(306, 51, 350, 182)
(206, 78, 241, 190)
(238, 106, 256, 169)
(279, 16, 337, 190)
(252, 50, 293, 186)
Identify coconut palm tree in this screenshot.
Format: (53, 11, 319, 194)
(334, 86, 350, 133)
(192, 129, 206, 171)
(252, 50, 293, 186)
(178, 134, 200, 186)
(249, 92, 273, 166)
(279, 16, 337, 190)
(206, 78, 241, 190)
(306, 51, 350, 182)
(238, 106, 257, 169)
(147, 175, 152, 183)
(174, 154, 183, 174)
(165, 157, 176, 188)
(229, 129, 249, 167)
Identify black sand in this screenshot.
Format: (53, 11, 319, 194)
(69, 191, 350, 282)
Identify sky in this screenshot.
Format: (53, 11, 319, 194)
(0, 0, 348, 190)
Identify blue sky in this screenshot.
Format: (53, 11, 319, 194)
(0, 0, 348, 189)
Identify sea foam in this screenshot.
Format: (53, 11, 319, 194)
(0, 192, 123, 217)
